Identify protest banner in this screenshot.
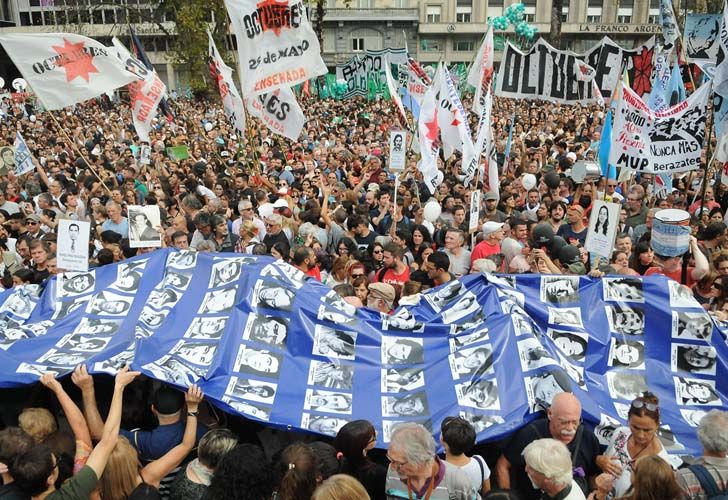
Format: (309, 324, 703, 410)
(583, 36, 656, 100)
(208, 31, 246, 135)
(585, 200, 621, 258)
(223, 0, 327, 96)
(247, 87, 306, 141)
(609, 82, 710, 174)
(685, 14, 721, 64)
(13, 132, 35, 176)
(56, 220, 90, 272)
(166, 145, 190, 161)
(388, 130, 407, 172)
(336, 48, 408, 99)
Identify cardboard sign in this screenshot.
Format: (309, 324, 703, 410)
(57, 219, 90, 272)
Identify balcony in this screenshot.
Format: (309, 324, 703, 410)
(315, 8, 418, 22)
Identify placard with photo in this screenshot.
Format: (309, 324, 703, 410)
(56, 219, 90, 272)
(36, 349, 92, 368)
(425, 281, 463, 312)
(450, 310, 487, 335)
(127, 205, 162, 248)
(317, 305, 358, 328)
(671, 343, 717, 376)
(110, 261, 146, 293)
(680, 408, 709, 427)
(167, 251, 197, 269)
(584, 200, 621, 258)
(307, 360, 354, 390)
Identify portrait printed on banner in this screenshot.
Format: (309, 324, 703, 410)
(455, 378, 500, 410)
(16, 362, 62, 378)
(57, 271, 95, 299)
(57, 333, 112, 353)
(163, 271, 191, 291)
(167, 251, 197, 269)
(321, 292, 357, 316)
(234, 345, 282, 378)
(547, 328, 588, 363)
(304, 389, 353, 415)
(603, 277, 645, 303)
(184, 317, 228, 341)
(382, 391, 429, 418)
(671, 343, 717, 376)
(242, 313, 288, 347)
(382, 308, 424, 332)
(512, 313, 535, 336)
(450, 310, 487, 335)
(93, 345, 135, 375)
(225, 398, 271, 422)
(497, 287, 525, 307)
(381, 367, 425, 393)
(198, 287, 237, 314)
(20, 320, 53, 338)
(584, 200, 620, 258)
(208, 260, 243, 288)
(459, 412, 504, 434)
(148, 288, 180, 310)
(556, 354, 586, 388)
(381, 336, 424, 365)
(449, 345, 494, 380)
(672, 311, 713, 341)
(517, 336, 558, 372)
(668, 280, 701, 308)
(607, 371, 649, 401)
(301, 414, 348, 436)
(317, 305, 358, 328)
(86, 291, 133, 316)
(525, 369, 573, 412)
(608, 338, 645, 369)
(307, 360, 354, 390)
(594, 413, 623, 446)
(275, 261, 307, 285)
(144, 357, 201, 386)
(0, 145, 15, 175)
(170, 340, 218, 367)
(56, 219, 91, 272)
(674, 376, 721, 406)
(425, 280, 463, 312)
(449, 326, 489, 353)
(52, 297, 89, 320)
(312, 325, 357, 360)
(540, 276, 580, 305)
(0, 292, 35, 319)
(111, 261, 146, 293)
(139, 309, 167, 330)
(252, 280, 294, 312)
(441, 292, 480, 325)
(36, 349, 92, 368)
(225, 377, 277, 405)
(547, 307, 584, 328)
(605, 304, 645, 336)
(680, 408, 709, 428)
(127, 205, 162, 248)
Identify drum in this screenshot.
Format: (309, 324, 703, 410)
(652, 209, 691, 257)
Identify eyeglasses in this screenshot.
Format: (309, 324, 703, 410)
(351, 273, 364, 278)
(26, 221, 38, 225)
(386, 454, 408, 469)
(631, 399, 659, 412)
(627, 197, 642, 202)
(373, 249, 383, 254)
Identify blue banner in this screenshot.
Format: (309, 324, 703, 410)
(0, 249, 726, 455)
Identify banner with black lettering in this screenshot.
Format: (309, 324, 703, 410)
(224, 0, 327, 96)
(583, 36, 656, 101)
(609, 82, 709, 174)
(494, 39, 598, 104)
(247, 87, 305, 141)
(336, 48, 408, 99)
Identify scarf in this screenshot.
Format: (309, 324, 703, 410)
(189, 459, 214, 486)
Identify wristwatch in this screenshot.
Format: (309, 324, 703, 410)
(187, 411, 199, 417)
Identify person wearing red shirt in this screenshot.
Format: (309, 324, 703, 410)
(645, 236, 709, 287)
(292, 246, 321, 281)
(373, 242, 410, 297)
(471, 221, 505, 270)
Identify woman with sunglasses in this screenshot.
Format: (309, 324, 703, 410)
(334, 420, 386, 500)
(599, 392, 679, 497)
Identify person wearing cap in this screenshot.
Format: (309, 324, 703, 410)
(470, 221, 505, 269)
(483, 192, 507, 223)
(559, 245, 587, 275)
(24, 214, 45, 240)
(367, 282, 396, 313)
(557, 205, 587, 246)
(263, 213, 289, 252)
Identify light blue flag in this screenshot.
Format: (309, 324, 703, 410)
(647, 48, 672, 112)
(668, 64, 686, 106)
(401, 83, 421, 121)
(598, 109, 617, 180)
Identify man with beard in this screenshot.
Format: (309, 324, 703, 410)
(548, 201, 567, 233)
(483, 192, 507, 223)
(292, 245, 320, 280)
(373, 242, 410, 295)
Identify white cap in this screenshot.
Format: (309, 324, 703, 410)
(481, 221, 504, 235)
(273, 199, 288, 208)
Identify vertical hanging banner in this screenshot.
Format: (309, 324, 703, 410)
(685, 14, 721, 66)
(208, 31, 247, 135)
(468, 27, 494, 115)
(13, 132, 35, 176)
(223, 0, 327, 96)
(583, 36, 656, 100)
(247, 87, 306, 141)
(609, 82, 710, 174)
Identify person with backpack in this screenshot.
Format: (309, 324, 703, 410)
(676, 410, 728, 500)
(440, 416, 491, 496)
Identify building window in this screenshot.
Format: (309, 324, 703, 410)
(421, 39, 441, 52)
(454, 39, 475, 51)
(524, 0, 536, 23)
(394, 0, 409, 7)
(561, 4, 568, 22)
(426, 5, 441, 23)
(352, 37, 364, 51)
(587, 0, 602, 23)
(357, 0, 372, 7)
(617, 0, 633, 23)
(487, 0, 504, 18)
(92, 9, 103, 24)
(456, 0, 472, 23)
(648, 0, 659, 23)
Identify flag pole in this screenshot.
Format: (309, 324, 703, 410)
(698, 82, 716, 217)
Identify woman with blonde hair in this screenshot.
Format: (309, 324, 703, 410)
(237, 220, 260, 253)
(98, 385, 204, 500)
(312, 474, 371, 500)
(326, 256, 350, 288)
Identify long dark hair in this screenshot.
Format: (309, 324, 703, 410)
(334, 420, 376, 475)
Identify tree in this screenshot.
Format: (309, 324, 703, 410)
(549, 0, 564, 49)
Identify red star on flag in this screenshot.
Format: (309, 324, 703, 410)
(256, 0, 290, 37)
(52, 38, 98, 82)
(425, 109, 439, 142)
(451, 118, 461, 127)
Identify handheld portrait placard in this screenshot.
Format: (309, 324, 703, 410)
(127, 205, 162, 248)
(585, 200, 620, 258)
(388, 130, 407, 171)
(57, 219, 90, 272)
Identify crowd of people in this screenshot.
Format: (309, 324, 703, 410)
(0, 76, 727, 499)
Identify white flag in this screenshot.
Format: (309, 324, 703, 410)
(13, 132, 35, 176)
(418, 64, 443, 194)
(384, 56, 407, 126)
(714, 3, 728, 137)
(208, 31, 247, 136)
(112, 38, 166, 144)
(659, 0, 680, 48)
(224, 0, 327, 96)
(439, 66, 472, 159)
(247, 87, 305, 141)
(467, 27, 494, 115)
(0, 33, 137, 110)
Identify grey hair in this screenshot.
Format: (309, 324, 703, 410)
(522, 438, 573, 488)
(105, 200, 120, 210)
(198, 428, 238, 469)
(196, 240, 217, 252)
(389, 423, 435, 466)
(698, 410, 728, 454)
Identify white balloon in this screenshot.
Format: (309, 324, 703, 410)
(522, 173, 537, 191)
(29, 115, 36, 122)
(423, 199, 442, 223)
(12, 78, 27, 92)
(204, 122, 214, 132)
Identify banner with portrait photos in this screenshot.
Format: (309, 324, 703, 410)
(0, 249, 726, 455)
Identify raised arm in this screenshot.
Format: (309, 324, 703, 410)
(40, 373, 92, 449)
(495, 454, 511, 489)
(71, 364, 105, 441)
(140, 385, 204, 488)
(690, 236, 710, 281)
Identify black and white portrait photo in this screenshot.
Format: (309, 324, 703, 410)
(145, 356, 203, 386)
(209, 260, 243, 288)
(441, 292, 480, 325)
(594, 413, 622, 446)
(127, 205, 162, 248)
(86, 291, 133, 316)
(459, 412, 504, 434)
(93, 346, 135, 374)
(449, 345, 494, 380)
(382, 391, 429, 418)
(225, 398, 271, 422)
(668, 280, 700, 308)
(425, 280, 463, 311)
(168, 251, 197, 269)
(381, 337, 424, 365)
(517, 337, 557, 372)
(585, 200, 620, 259)
(21, 320, 54, 338)
(607, 371, 649, 401)
(111, 262, 145, 293)
(606, 304, 645, 335)
(312, 326, 357, 360)
(52, 297, 89, 320)
(58, 272, 95, 298)
(449, 310, 487, 335)
(307, 360, 354, 390)
(316, 305, 358, 328)
(321, 293, 358, 316)
(608, 339, 645, 369)
(184, 317, 228, 340)
(304, 389, 353, 415)
(301, 414, 348, 436)
(225, 377, 277, 405)
(557, 355, 586, 387)
(139, 309, 167, 329)
(603, 277, 645, 303)
(547, 307, 584, 328)
(37, 349, 92, 367)
(381, 367, 425, 393)
(449, 326, 489, 353)
(57, 333, 112, 353)
(389, 130, 406, 170)
(382, 308, 424, 332)
(674, 377, 721, 406)
(680, 408, 709, 428)
(148, 289, 181, 310)
(234, 345, 282, 377)
(512, 313, 535, 336)
(671, 344, 717, 376)
(163, 272, 191, 290)
(672, 311, 713, 341)
(0, 292, 35, 319)
(540, 276, 580, 304)
(253, 281, 294, 311)
(526, 369, 573, 411)
(170, 341, 218, 366)
(456, 378, 500, 410)
(16, 362, 62, 378)
(198, 287, 237, 314)
(547, 329, 588, 362)
(56, 219, 91, 272)
(242, 314, 288, 347)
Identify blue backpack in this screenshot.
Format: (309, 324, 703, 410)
(688, 464, 728, 499)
